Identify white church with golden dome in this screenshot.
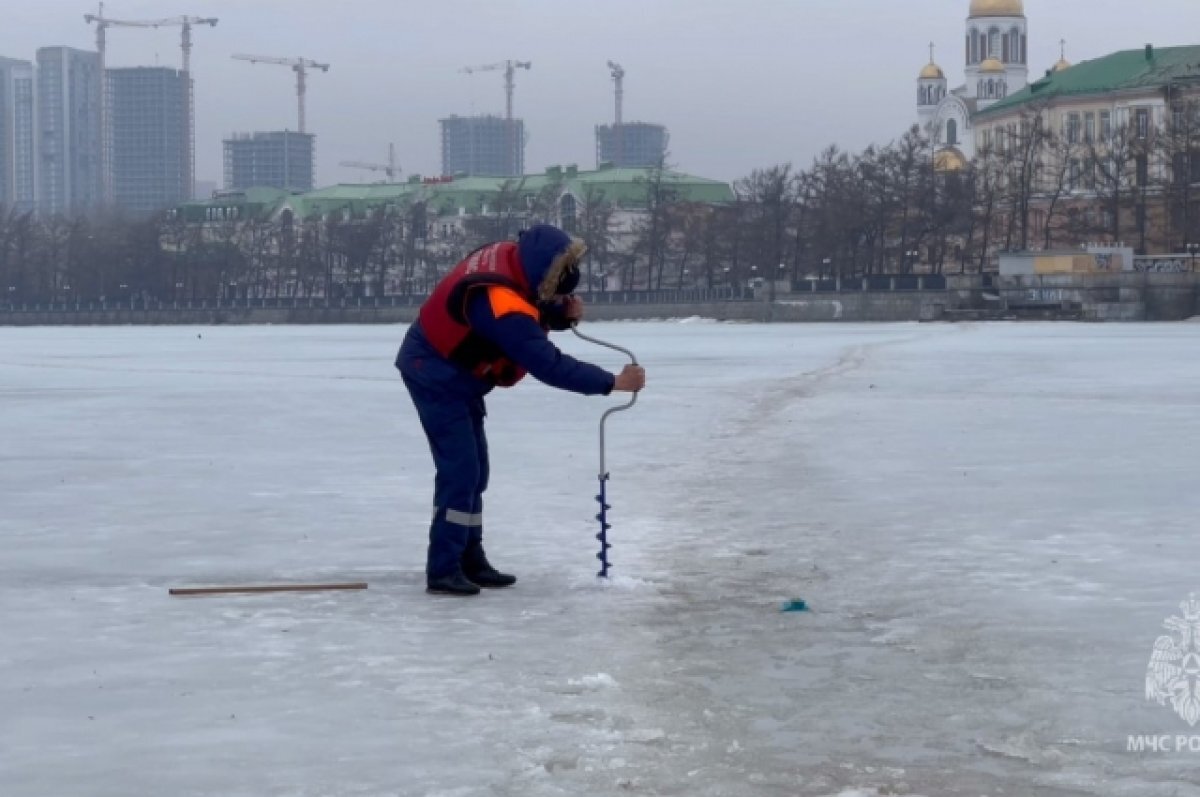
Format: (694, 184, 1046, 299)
(918, 0, 1037, 167)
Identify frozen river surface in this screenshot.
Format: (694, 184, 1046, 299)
(2, 320, 1199, 796)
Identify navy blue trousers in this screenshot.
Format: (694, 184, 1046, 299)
(401, 374, 490, 579)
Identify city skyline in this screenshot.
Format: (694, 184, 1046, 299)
(0, 0, 1198, 192)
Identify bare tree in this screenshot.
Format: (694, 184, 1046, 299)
(0, 207, 36, 303)
(1156, 93, 1200, 251)
(1087, 119, 1141, 245)
(630, 156, 678, 289)
(463, 179, 523, 247)
(926, 162, 974, 274)
(524, 178, 565, 229)
(970, 144, 1005, 272)
(578, 185, 615, 292)
(1039, 129, 1082, 249)
(734, 165, 795, 294)
(887, 126, 934, 273)
(295, 215, 328, 297)
(998, 104, 1054, 251)
(807, 145, 855, 279)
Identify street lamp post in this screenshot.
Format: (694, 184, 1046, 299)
(1187, 242, 1200, 272)
(906, 249, 920, 273)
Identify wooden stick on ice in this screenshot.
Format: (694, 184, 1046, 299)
(169, 582, 368, 597)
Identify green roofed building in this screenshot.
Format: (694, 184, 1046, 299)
(165, 163, 734, 294)
(971, 43, 1200, 167)
(172, 162, 732, 237)
(975, 44, 1200, 124)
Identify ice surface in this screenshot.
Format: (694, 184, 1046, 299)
(2, 321, 1200, 796)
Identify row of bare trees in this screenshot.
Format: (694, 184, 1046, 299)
(4, 97, 1199, 304)
(955, 95, 1200, 261)
(629, 97, 1200, 289)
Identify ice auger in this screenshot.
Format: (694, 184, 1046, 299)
(571, 325, 639, 578)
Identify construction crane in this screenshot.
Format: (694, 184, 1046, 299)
(460, 60, 531, 123)
(232, 54, 330, 134)
(83, 8, 217, 73)
(607, 61, 625, 127)
(340, 143, 400, 182)
(83, 3, 218, 200)
(607, 61, 625, 165)
(460, 60, 531, 175)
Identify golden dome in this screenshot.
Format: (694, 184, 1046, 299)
(934, 148, 968, 173)
(969, 0, 1024, 17)
(980, 57, 1005, 73)
(1053, 58, 1071, 72)
(920, 62, 945, 79)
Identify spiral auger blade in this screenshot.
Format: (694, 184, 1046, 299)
(596, 474, 613, 578)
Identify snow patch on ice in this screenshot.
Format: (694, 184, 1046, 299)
(567, 673, 618, 690)
(603, 315, 724, 324)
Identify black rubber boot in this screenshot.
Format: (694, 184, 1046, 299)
(426, 568, 481, 596)
(462, 542, 517, 589)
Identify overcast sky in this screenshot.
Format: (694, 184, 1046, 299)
(4, 1, 1199, 187)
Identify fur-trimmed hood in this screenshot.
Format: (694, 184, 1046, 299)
(517, 224, 586, 301)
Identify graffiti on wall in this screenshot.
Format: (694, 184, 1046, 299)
(1024, 288, 1069, 303)
(1133, 257, 1193, 274)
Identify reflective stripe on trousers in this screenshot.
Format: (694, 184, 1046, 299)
(437, 507, 483, 527)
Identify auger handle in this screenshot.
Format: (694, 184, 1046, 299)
(571, 324, 638, 478)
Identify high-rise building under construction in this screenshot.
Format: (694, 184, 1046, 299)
(109, 67, 189, 213)
(439, 115, 524, 178)
(594, 122, 668, 168)
(223, 131, 314, 192)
